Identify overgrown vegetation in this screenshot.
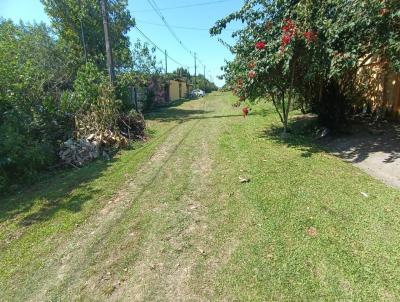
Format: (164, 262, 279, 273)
(0, 0, 218, 192)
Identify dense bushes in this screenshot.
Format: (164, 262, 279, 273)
(0, 21, 136, 192)
(0, 20, 72, 189)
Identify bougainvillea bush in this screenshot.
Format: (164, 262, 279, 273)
(211, 0, 400, 131)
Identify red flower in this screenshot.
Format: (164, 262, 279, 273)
(248, 70, 256, 79)
(255, 41, 266, 50)
(279, 18, 297, 53)
(282, 18, 296, 36)
(248, 62, 256, 69)
(281, 34, 291, 46)
(303, 31, 318, 43)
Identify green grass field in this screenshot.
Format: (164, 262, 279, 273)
(1, 92, 399, 301)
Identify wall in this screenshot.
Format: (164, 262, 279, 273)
(169, 80, 189, 101)
(357, 57, 400, 118)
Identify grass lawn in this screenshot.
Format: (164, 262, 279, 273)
(1, 92, 399, 301)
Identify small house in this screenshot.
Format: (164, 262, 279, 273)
(168, 79, 192, 101)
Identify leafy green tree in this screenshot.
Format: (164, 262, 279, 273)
(41, 0, 135, 71)
(131, 39, 162, 74)
(212, 0, 400, 131)
(173, 67, 191, 80)
(0, 20, 71, 188)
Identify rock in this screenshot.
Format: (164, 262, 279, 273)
(316, 127, 329, 139)
(59, 137, 99, 167)
(239, 176, 250, 183)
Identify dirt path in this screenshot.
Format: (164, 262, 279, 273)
(23, 96, 241, 301)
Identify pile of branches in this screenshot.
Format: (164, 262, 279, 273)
(118, 110, 146, 140)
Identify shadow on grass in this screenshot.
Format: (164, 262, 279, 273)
(0, 158, 114, 226)
(262, 114, 400, 165)
(260, 115, 326, 158)
(146, 106, 243, 123)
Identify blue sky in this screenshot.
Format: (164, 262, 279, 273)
(0, 0, 244, 86)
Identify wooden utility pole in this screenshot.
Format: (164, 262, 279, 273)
(100, 0, 115, 83)
(78, 0, 87, 63)
(165, 49, 168, 74)
(203, 65, 206, 91)
(194, 52, 197, 87)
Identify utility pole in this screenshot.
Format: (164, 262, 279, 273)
(203, 65, 206, 91)
(100, 0, 115, 83)
(194, 52, 197, 87)
(78, 0, 87, 63)
(165, 50, 168, 74)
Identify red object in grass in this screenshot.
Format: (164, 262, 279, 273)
(255, 41, 266, 50)
(242, 106, 249, 118)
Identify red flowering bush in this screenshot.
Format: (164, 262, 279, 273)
(255, 41, 266, 50)
(248, 70, 256, 79)
(303, 31, 318, 43)
(280, 18, 297, 52)
(211, 0, 400, 131)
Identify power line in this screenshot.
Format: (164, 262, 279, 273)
(134, 26, 188, 69)
(146, 0, 194, 58)
(135, 19, 236, 32)
(145, 0, 207, 69)
(132, 0, 231, 13)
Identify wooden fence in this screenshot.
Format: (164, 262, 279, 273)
(357, 57, 400, 118)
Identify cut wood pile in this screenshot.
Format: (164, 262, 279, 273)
(59, 111, 146, 167)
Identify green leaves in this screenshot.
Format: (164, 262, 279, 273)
(41, 0, 135, 71)
(213, 0, 400, 129)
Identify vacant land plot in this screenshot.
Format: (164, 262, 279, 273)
(1, 92, 400, 301)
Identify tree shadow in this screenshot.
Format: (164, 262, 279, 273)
(261, 115, 326, 158)
(0, 159, 114, 226)
(146, 106, 244, 123)
(146, 107, 210, 122)
(262, 114, 400, 166)
(321, 121, 400, 164)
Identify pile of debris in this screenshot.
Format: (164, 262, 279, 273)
(59, 131, 128, 167)
(59, 138, 99, 167)
(118, 111, 146, 140)
(60, 110, 146, 167)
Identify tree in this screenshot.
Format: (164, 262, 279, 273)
(173, 67, 191, 80)
(131, 40, 162, 75)
(41, 0, 135, 72)
(211, 0, 400, 131)
(0, 20, 71, 188)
